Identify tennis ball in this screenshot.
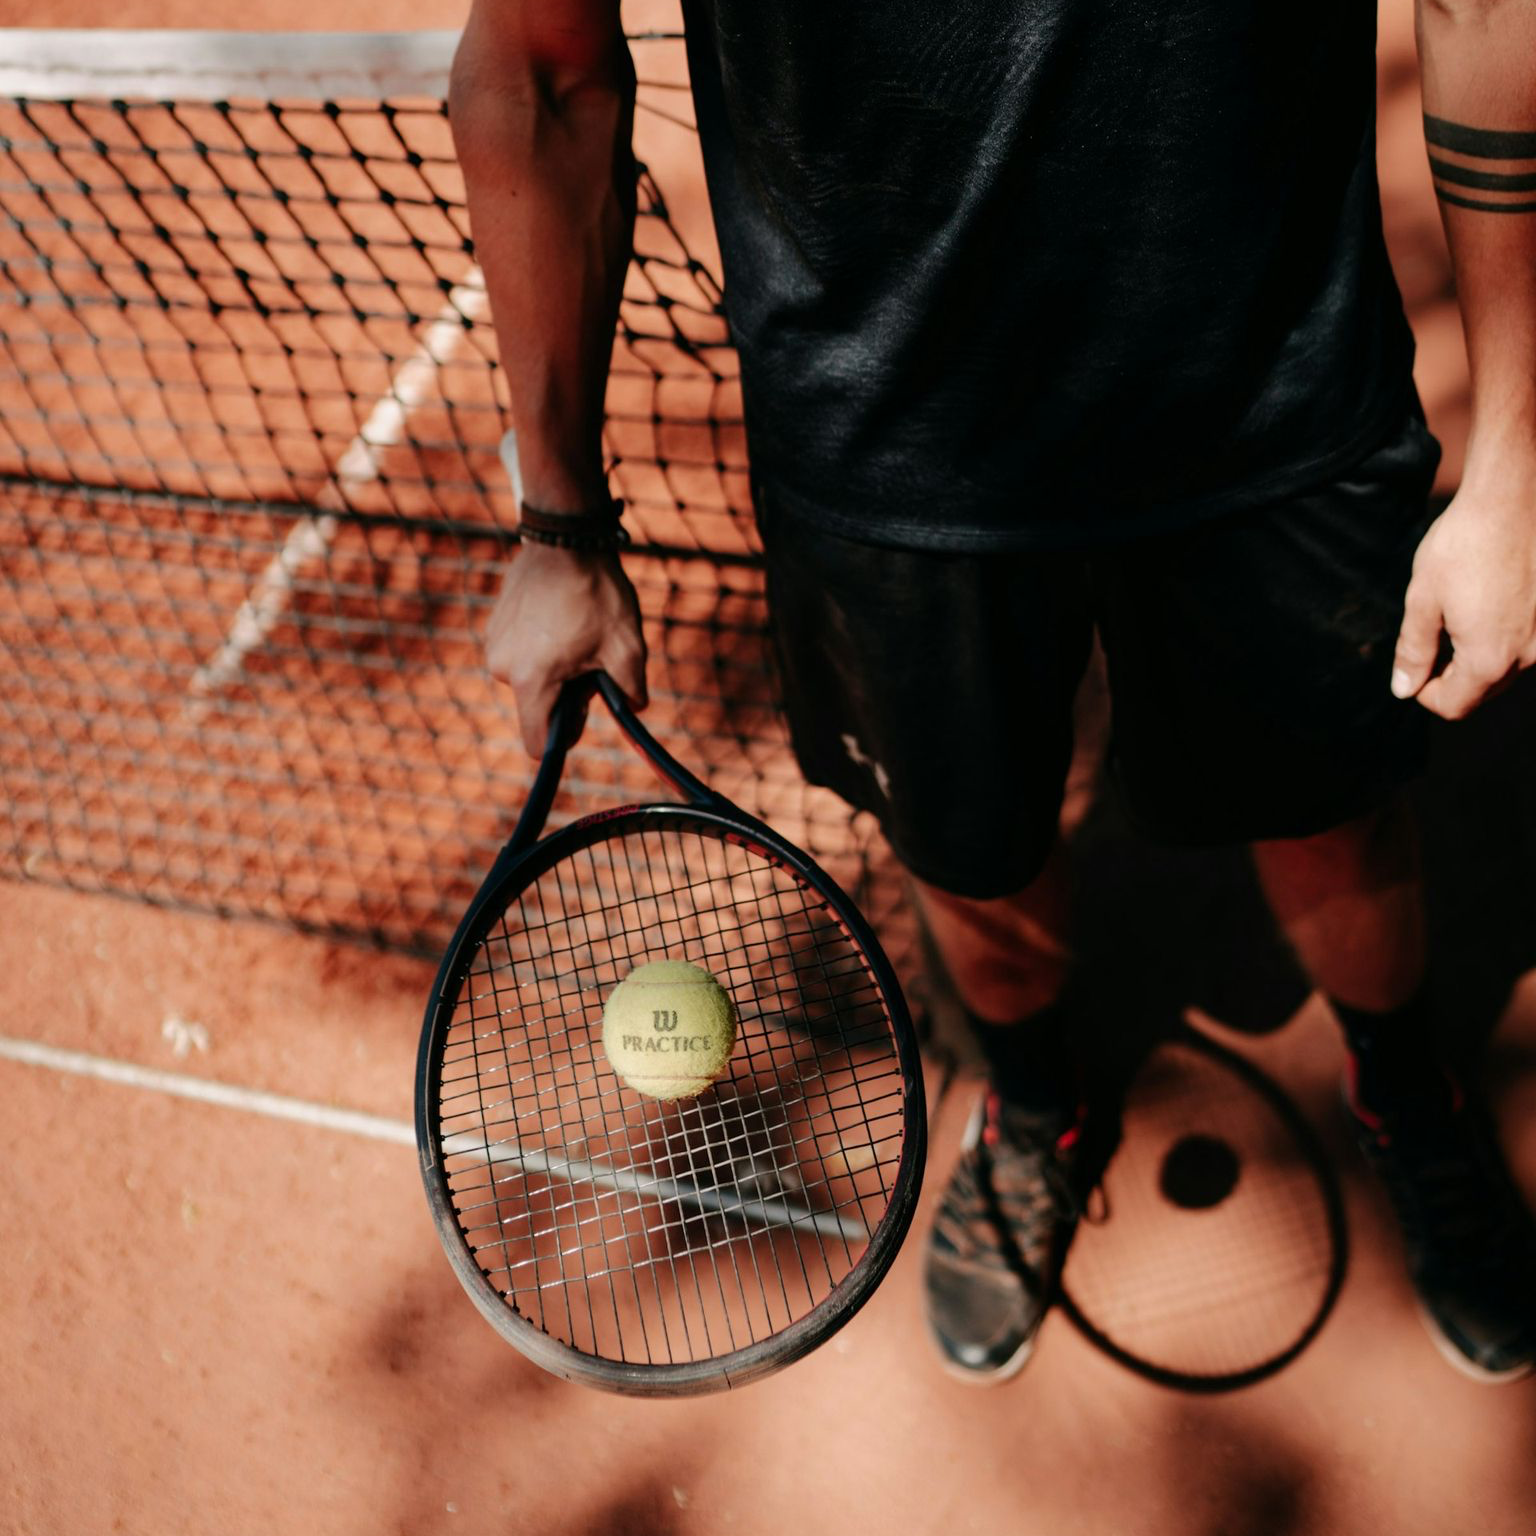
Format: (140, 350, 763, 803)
(602, 960, 738, 1101)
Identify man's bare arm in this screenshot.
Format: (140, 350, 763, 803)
(452, 0, 635, 510)
(1392, 0, 1536, 718)
(451, 0, 647, 752)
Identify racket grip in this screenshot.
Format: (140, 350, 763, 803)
(545, 674, 600, 757)
(500, 675, 598, 857)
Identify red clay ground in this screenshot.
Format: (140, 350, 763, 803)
(1, 877, 1533, 1536)
(4, 3, 1536, 1534)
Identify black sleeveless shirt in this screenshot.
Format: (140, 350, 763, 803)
(678, 0, 1417, 550)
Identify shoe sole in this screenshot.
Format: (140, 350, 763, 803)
(1339, 1077, 1536, 1387)
(1414, 1300, 1536, 1386)
(926, 1312, 1042, 1386)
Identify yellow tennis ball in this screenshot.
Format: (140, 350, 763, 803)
(601, 960, 738, 1101)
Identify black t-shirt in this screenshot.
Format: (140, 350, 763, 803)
(679, 0, 1418, 550)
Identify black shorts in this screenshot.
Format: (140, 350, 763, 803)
(755, 395, 1444, 899)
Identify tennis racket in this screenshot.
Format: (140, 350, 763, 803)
(415, 671, 925, 1395)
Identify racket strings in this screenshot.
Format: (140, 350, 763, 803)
(436, 819, 907, 1368)
(542, 833, 879, 1353)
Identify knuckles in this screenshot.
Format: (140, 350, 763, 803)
(1420, 689, 1471, 722)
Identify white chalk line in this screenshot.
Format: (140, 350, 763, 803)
(184, 271, 490, 714)
(0, 1035, 866, 1240)
(0, 31, 460, 103)
(0, 1032, 416, 1144)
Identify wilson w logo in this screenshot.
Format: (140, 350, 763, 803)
(652, 1010, 679, 1032)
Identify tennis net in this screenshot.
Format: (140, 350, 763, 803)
(0, 26, 915, 965)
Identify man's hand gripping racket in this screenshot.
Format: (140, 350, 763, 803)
(415, 672, 925, 1394)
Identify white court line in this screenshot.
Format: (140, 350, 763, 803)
(0, 1034, 867, 1240)
(184, 271, 490, 713)
(0, 1032, 415, 1144)
(0, 30, 459, 102)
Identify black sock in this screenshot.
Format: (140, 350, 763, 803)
(1331, 986, 1455, 1119)
(966, 996, 1078, 1118)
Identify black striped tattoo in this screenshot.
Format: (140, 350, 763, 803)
(1424, 116, 1536, 214)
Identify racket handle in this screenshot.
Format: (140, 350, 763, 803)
(545, 674, 599, 756)
(500, 676, 597, 857)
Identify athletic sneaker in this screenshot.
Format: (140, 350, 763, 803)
(1349, 1072, 1536, 1382)
(923, 1089, 1092, 1382)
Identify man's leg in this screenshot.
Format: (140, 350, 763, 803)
(1247, 792, 1425, 1044)
(1252, 794, 1536, 1381)
(1250, 793, 1424, 1016)
(1092, 390, 1536, 1381)
(1251, 791, 1444, 1116)
(907, 846, 1110, 1382)
(1253, 792, 1435, 1112)
(750, 473, 1100, 1383)
(910, 843, 1074, 1023)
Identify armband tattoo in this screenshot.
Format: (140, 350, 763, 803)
(1424, 116, 1536, 215)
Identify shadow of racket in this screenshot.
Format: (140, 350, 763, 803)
(1059, 1019, 1348, 1393)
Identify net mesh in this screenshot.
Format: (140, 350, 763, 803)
(0, 25, 917, 967)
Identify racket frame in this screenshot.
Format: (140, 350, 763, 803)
(415, 674, 926, 1395)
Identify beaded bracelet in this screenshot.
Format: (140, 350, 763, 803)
(516, 496, 630, 553)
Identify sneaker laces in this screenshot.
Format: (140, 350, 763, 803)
(1362, 1095, 1530, 1265)
(931, 1092, 1089, 1273)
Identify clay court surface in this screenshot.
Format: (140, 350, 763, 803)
(2, 2, 1536, 1533)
